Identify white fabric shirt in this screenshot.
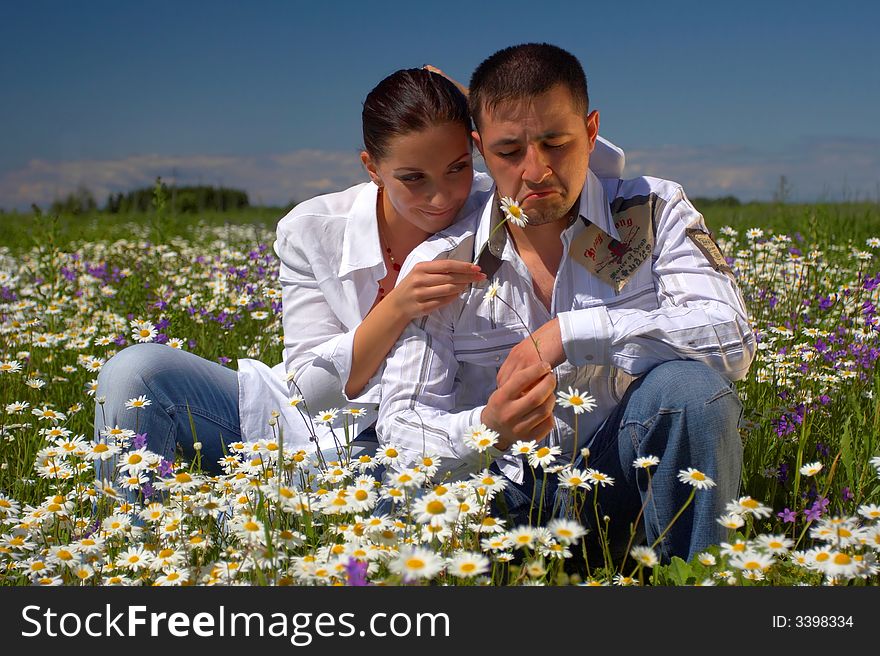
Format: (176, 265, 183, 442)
(376, 171, 757, 483)
(236, 137, 627, 450)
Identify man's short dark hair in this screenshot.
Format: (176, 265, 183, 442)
(469, 43, 589, 130)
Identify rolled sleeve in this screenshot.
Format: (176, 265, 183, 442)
(558, 306, 612, 367)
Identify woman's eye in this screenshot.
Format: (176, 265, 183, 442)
(449, 163, 469, 173)
(399, 175, 424, 183)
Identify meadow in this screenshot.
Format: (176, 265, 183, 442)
(1, 197, 880, 586)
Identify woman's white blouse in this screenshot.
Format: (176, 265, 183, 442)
(236, 137, 626, 449)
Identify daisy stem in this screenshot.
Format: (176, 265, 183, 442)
(536, 468, 549, 526)
(618, 470, 654, 574)
(650, 487, 696, 553)
(570, 412, 579, 464)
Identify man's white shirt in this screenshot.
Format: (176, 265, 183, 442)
(377, 170, 756, 483)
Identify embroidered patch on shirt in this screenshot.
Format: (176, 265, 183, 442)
(570, 201, 654, 292)
(685, 227, 732, 273)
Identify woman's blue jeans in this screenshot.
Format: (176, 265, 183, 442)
(93, 343, 379, 481)
(94, 343, 243, 479)
(497, 360, 744, 564)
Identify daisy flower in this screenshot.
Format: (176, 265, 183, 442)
(726, 496, 773, 518)
(500, 196, 529, 228)
(506, 526, 540, 550)
(463, 424, 500, 452)
(485, 280, 502, 300)
(509, 440, 536, 457)
(799, 461, 823, 477)
(677, 468, 716, 490)
(388, 546, 445, 581)
(313, 408, 339, 426)
(556, 387, 597, 414)
(527, 445, 561, 469)
(125, 395, 152, 409)
(585, 468, 615, 487)
(131, 321, 158, 343)
(630, 546, 659, 568)
(547, 518, 588, 545)
(696, 552, 716, 566)
(447, 552, 490, 579)
(633, 455, 660, 469)
(716, 513, 745, 530)
(375, 444, 404, 467)
(729, 550, 775, 572)
(557, 467, 592, 490)
(754, 534, 794, 554)
(857, 503, 880, 521)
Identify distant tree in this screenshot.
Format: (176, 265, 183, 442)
(50, 185, 97, 215)
(107, 184, 249, 214)
(773, 175, 793, 204)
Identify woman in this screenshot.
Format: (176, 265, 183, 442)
(94, 67, 625, 477)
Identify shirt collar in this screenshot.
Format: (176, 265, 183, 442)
(339, 182, 384, 278)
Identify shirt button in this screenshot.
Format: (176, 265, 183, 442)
(585, 355, 594, 361)
(494, 356, 500, 362)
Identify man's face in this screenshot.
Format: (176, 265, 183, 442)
(473, 84, 599, 226)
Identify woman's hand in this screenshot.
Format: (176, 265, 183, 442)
(387, 259, 485, 320)
(423, 65, 469, 97)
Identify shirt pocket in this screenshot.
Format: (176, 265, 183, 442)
(452, 324, 526, 368)
(572, 256, 659, 311)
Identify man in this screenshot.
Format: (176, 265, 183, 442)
(377, 43, 755, 562)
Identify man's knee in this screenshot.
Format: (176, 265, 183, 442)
(635, 360, 741, 416)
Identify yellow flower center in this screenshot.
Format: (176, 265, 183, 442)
(426, 500, 446, 515)
(536, 447, 550, 458)
(354, 490, 369, 501)
(405, 558, 426, 570)
(833, 553, 852, 565)
(385, 448, 398, 458)
(174, 473, 192, 484)
(128, 454, 143, 464)
(243, 521, 260, 532)
(692, 471, 707, 481)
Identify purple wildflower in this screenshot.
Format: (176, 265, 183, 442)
(158, 459, 174, 477)
(132, 433, 147, 449)
(777, 507, 797, 523)
(345, 558, 370, 586)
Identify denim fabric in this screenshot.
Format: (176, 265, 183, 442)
(496, 360, 743, 563)
(94, 343, 242, 478)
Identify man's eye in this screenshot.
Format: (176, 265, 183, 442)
(497, 150, 519, 159)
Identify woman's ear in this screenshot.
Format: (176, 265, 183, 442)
(360, 151, 382, 187)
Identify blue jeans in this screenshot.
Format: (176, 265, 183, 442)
(497, 360, 743, 564)
(94, 343, 380, 481)
(94, 343, 242, 478)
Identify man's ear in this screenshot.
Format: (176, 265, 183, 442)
(360, 151, 381, 186)
(472, 130, 485, 158)
(585, 110, 600, 153)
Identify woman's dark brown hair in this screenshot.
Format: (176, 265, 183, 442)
(362, 68, 471, 161)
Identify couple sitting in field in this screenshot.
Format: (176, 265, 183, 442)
(95, 43, 755, 562)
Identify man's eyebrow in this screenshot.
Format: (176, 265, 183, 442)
(488, 131, 571, 148)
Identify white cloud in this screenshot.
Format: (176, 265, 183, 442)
(0, 150, 368, 210)
(624, 137, 880, 202)
(1, 138, 878, 211)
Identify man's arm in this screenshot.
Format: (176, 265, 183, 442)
(377, 300, 556, 480)
(498, 184, 756, 385)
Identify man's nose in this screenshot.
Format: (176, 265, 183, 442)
(521, 144, 550, 185)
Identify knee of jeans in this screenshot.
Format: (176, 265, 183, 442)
(98, 343, 176, 400)
(637, 360, 739, 412)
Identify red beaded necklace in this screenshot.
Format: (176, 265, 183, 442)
(376, 188, 401, 299)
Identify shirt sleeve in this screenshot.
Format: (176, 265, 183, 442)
(557, 186, 756, 381)
(275, 226, 380, 415)
(377, 302, 505, 480)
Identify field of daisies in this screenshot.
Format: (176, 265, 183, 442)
(2, 200, 880, 587)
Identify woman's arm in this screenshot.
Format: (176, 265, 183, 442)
(345, 259, 486, 398)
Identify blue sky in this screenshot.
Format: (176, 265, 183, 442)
(1, 0, 878, 209)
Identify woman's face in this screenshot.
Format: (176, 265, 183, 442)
(362, 121, 473, 237)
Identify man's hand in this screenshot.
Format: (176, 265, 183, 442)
(481, 361, 557, 451)
(496, 318, 565, 388)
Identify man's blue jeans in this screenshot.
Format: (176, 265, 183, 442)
(497, 360, 744, 564)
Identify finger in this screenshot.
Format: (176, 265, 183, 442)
(501, 362, 553, 398)
(417, 260, 483, 275)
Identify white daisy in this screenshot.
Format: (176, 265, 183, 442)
(555, 386, 597, 414)
(500, 196, 529, 228)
